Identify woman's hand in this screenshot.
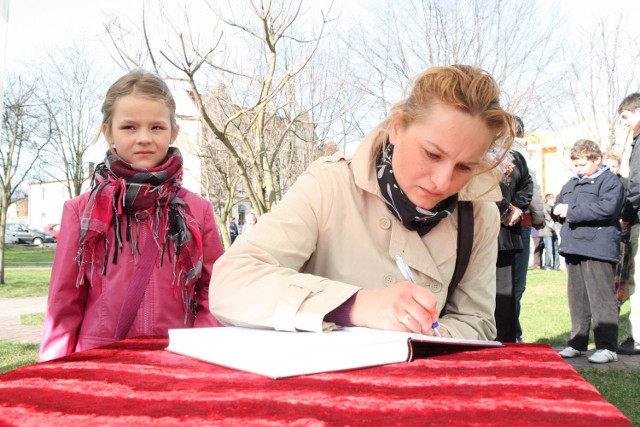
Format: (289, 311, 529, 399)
(349, 282, 445, 336)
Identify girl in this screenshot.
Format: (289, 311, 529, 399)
(210, 65, 513, 340)
(39, 70, 224, 361)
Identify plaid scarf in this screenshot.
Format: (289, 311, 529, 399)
(76, 147, 203, 319)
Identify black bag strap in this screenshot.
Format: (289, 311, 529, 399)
(441, 201, 474, 316)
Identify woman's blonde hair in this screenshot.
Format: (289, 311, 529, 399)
(380, 64, 514, 172)
(101, 69, 178, 139)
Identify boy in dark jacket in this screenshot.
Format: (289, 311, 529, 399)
(555, 139, 625, 364)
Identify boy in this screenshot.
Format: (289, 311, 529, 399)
(555, 139, 625, 363)
(619, 93, 640, 355)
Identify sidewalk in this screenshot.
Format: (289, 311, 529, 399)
(0, 296, 47, 344)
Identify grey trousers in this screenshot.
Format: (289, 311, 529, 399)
(565, 255, 618, 352)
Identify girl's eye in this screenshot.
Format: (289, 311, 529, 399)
(456, 164, 472, 172)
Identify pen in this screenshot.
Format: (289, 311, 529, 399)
(394, 255, 442, 337)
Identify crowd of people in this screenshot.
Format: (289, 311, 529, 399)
(36, 66, 640, 367)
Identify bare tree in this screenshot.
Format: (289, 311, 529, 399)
(342, 0, 565, 131)
(0, 74, 48, 284)
(36, 42, 109, 198)
(104, 0, 340, 247)
(556, 16, 640, 155)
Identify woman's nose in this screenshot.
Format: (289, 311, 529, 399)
(431, 165, 453, 193)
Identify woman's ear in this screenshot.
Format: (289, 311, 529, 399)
(388, 116, 401, 146)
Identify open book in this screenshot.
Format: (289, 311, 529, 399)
(166, 326, 502, 379)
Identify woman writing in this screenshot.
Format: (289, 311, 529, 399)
(210, 65, 512, 340)
(39, 70, 224, 361)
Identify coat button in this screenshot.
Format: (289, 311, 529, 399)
(379, 217, 391, 229)
(383, 273, 395, 285)
(430, 282, 443, 293)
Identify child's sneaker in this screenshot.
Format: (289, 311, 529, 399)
(558, 347, 583, 358)
(588, 349, 618, 364)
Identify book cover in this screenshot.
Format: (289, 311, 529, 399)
(166, 326, 502, 379)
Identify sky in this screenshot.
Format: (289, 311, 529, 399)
(4, 0, 640, 71)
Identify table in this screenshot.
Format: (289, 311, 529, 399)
(0, 338, 631, 426)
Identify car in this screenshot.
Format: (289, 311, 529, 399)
(5, 223, 57, 245)
(44, 223, 61, 240)
(4, 229, 17, 244)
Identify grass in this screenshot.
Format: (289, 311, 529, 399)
(0, 253, 638, 424)
(0, 270, 52, 297)
(20, 312, 45, 325)
(3, 244, 55, 268)
(0, 341, 40, 373)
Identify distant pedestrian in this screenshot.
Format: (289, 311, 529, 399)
(229, 217, 239, 243)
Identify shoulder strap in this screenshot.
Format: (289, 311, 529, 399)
(441, 201, 474, 315)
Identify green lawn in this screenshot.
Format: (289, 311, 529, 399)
(0, 253, 638, 424)
(3, 244, 55, 268)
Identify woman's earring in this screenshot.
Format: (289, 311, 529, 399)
(110, 143, 116, 150)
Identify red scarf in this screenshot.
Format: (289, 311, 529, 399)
(76, 148, 203, 319)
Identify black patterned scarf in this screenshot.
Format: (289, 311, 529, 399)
(76, 147, 203, 319)
(376, 142, 457, 236)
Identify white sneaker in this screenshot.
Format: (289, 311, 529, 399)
(559, 347, 583, 358)
(588, 349, 618, 364)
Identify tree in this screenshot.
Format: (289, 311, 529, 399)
(556, 16, 640, 156)
(104, 0, 339, 247)
(341, 0, 565, 132)
(36, 42, 109, 199)
(0, 74, 48, 284)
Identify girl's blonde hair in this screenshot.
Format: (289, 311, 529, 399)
(101, 69, 178, 139)
(380, 64, 514, 172)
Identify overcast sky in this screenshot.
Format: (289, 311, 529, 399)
(5, 0, 640, 72)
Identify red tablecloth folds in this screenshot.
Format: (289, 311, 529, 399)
(0, 338, 631, 426)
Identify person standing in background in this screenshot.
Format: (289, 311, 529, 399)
(541, 194, 559, 270)
(229, 217, 239, 243)
(510, 116, 544, 342)
(619, 93, 640, 355)
(556, 139, 625, 364)
(495, 149, 533, 342)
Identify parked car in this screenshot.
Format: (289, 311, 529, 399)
(4, 229, 17, 244)
(5, 223, 57, 245)
(44, 223, 61, 240)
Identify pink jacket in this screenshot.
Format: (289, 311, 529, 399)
(39, 190, 224, 362)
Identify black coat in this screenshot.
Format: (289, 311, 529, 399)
(622, 133, 640, 224)
(497, 151, 533, 251)
(555, 167, 625, 263)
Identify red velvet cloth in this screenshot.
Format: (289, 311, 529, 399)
(0, 338, 631, 426)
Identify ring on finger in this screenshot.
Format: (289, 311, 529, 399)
(401, 313, 411, 325)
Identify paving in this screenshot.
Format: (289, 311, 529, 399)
(0, 296, 47, 345)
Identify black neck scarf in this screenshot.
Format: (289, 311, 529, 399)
(376, 142, 457, 236)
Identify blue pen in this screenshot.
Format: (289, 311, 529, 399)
(394, 255, 442, 337)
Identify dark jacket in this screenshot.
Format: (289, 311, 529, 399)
(555, 166, 625, 263)
(622, 133, 640, 224)
(497, 151, 533, 251)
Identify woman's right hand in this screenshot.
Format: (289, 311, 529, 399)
(349, 282, 442, 336)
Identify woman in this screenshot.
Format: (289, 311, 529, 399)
(39, 70, 224, 362)
(210, 65, 513, 340)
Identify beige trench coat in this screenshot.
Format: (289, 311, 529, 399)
(210, 127, 502, 340)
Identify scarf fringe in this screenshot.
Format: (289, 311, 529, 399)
(75, 149, 203, 323)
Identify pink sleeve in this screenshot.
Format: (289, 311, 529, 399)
(38, 198, 89, 362)
(193, 201, 224, 328)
